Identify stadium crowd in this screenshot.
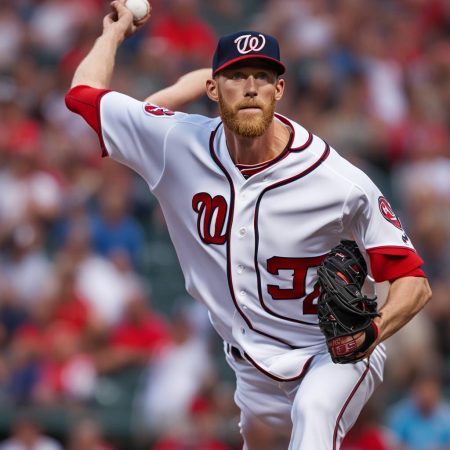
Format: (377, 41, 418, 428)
(0, 0, 449, 449)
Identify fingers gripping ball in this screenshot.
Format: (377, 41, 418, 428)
(125, 0, 150, 21)
(317, 240, 380, 364)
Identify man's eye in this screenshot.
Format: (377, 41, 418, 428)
(231, 73, 244, 80)
(256, 72, 270, 80)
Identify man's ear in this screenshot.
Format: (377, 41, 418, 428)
(206, 78, 219, 102)
(275, 78, 285, 101)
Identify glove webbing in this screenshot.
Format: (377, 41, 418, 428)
(317, 266, 379, 331)
(317, 262, 380, 364)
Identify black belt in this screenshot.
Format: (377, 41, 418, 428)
(226, 343, 245, 361)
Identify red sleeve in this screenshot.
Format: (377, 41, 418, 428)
(65, 85, 111, 156)
(367, 246, 426, 282)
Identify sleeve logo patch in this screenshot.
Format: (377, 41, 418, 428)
(144, 104, 175, 117)
(378, 196, 403, 230)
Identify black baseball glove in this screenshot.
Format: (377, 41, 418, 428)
(317, 240, 380, 364)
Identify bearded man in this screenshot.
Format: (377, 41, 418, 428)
(65, 1, 431, 449)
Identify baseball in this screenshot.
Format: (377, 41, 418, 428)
(125, 0, 150, 21)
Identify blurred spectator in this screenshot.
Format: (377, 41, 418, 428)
(7, 297, 54, 405)
(146, 0, 216, 79)
(387, 371, 450, 450)
(342, 401, 396, 450)
(90, 184, 145, 269)
(256, 0, 335, 58)
(386, 86, 450, 168)
(137, 304, 213, 434)
(0, 3, 25, 71)
(67, 418, 116, 450)
(0, 414, 62, 450)
(0, 121, 61, 245)
(318, 73, 386, 169)
(151, 395, 230, 450)
(0, 222, 51, 309)
(33, 322, 97, 405)
(383, 311, 440, 391)
(0, 99, 41, 157)
(6, 328, 42, 406)
(98, 285, 170, 373)
(49, 262, 91, 335)
(28, 0, 96, 64)
(358, 23, 408, 125)
(0, 282, 28, 348)
(57, 218, 140, 327)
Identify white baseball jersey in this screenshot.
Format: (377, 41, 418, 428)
(66, 87, 423, 381)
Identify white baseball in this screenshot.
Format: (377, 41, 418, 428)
(125, 0, 150, 21)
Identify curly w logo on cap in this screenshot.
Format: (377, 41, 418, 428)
(234, 34, 266, 54)
(212, 31, 286, 75)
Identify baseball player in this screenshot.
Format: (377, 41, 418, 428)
(65, 2, 432, 449)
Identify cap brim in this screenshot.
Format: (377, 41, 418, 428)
(213, 55, 286, 75)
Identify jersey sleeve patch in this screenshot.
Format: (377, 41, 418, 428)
(378, 196, 403, 230)
(65, 85, 111, 157)
(144, 103, 175, 117)
(367, 246, 425, 282)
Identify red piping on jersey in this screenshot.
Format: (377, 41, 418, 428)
(333, 360, 370, 450)
(209, 124, 301, 351)
(275, 113, 313, 151)
(243, 352, 315, 382)
(235, 130, 293, 178)
(253, 140, 331, 324)
(96, 90, 110, 157)
(367, 245, 421, 253)
(235, 121, 313, 178)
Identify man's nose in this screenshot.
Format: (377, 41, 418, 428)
(244, 76, 257, 98)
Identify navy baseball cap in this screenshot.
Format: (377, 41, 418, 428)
(212, 31, 286, 76)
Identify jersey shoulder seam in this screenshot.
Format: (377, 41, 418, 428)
(150, 119, 219, 191)
(320, 152, 372, 200)
(319, 151, 373, 224)
(163, 113, 219, 129)
(149, 121, 183, 191)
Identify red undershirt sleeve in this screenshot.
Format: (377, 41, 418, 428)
(65, 85, 111, 156)
(367, 246, 426, 282)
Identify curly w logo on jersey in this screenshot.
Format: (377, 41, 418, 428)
(378, 196, 403, 229)
(192, 193, 229, 245)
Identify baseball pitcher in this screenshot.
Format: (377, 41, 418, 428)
(65, 1, 432, 449)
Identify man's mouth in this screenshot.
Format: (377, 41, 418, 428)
(239, 105, 261, 111)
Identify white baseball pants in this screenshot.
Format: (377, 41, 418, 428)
(225, 344, 386, 450)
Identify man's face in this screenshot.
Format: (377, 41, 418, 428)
(212, 61, 284, 138)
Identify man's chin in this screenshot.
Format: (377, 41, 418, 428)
(222, 115, 271, 138)
(235, 123, 268, 138)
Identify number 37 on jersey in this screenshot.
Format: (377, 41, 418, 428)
(192, 191, 326, 316)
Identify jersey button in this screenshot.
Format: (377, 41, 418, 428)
(237, 265, 245, 274)
(239, 227, 247, 236)
(240, 290, 247, 297)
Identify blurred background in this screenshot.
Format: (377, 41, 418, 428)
(0, 0, 449, 449)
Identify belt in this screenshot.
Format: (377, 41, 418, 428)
(226, 342, 245, 361)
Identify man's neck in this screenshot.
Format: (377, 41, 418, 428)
(224, 119, 291, 166)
